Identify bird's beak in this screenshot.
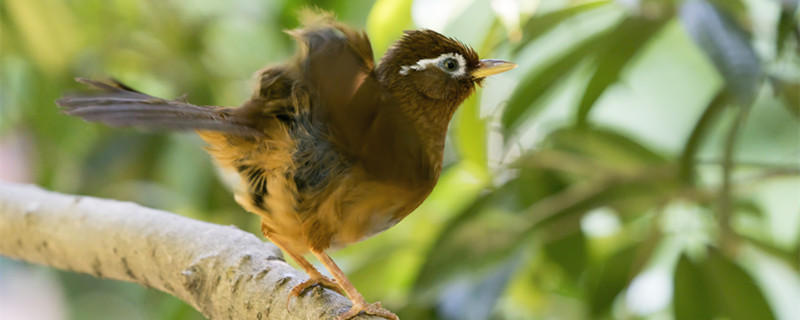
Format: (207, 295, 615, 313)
(471, 59, 517, 78)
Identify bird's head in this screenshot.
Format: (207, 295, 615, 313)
(377, 30, 516, 107)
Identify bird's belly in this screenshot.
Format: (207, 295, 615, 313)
(324, 179, 429, 250)
(257, 173, 428, 253)
(328, 197, 405, 250)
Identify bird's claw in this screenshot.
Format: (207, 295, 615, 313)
(337, 301, 399, 320)
(290, 275, 344, 297)
(286, 275, 345, 311)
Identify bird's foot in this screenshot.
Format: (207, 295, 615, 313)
(286, 274, 345, 311)
(290, 274, 344, 297)
(337, 301, 399, 320)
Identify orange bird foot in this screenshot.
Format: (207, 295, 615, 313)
(291, 274, 344, 297)
(286, 274, 345, 311)
(337, 301, 399, 320)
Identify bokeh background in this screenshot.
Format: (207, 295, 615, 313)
(1, 0, 798, 319)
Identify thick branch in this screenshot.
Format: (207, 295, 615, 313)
(0, 182, 381, 320)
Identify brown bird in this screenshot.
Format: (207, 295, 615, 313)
(57, 10, 515, 320)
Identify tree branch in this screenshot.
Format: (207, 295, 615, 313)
(0, 182, 382, 320)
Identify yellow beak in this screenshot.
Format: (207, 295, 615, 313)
(471, 59, 517, 78)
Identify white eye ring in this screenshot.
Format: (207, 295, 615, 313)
(399, 53, 467, 77)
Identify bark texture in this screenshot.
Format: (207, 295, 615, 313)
(0, 182, 383, 320)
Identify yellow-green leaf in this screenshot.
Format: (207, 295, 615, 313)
(674, 254, 715, 320)
(366, 0, 414, 59)
(455, 93, 488, 172)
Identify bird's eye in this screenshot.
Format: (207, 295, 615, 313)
(440, 58, 459, 72)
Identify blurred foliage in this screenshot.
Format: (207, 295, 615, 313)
(1, 0, 799, 320)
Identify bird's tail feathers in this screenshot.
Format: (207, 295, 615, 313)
(57, 78, 262, 136)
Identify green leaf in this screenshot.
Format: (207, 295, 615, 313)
(512, 0, 613, 54)
(455, 93, 488, 171)
(586, 244, 653, 316)
(411, 187, 523, 298)
(679, 90, 729, 184)
(543, 226, 587, 281)
(674, 254, 715, 320)
(411, 171, 566, 297)
(515, 136, 677, 226)
(703, 249, 776, 320)
(514, 164, 569, 208)
(769, 77, 800, 118)
(366, 0, 414, 59)
(545, 127, 667, 169)
(734, 198, 765, 217)
(526, 178, 674, 243)
(740, 234, 800, 270)
(776, 1, 799, 55)
(414, 127, 675, 303)
(680, 0, 761, 106)
(502, 35, 608, 136)
(576, 16, 667, 127)
(4, 0, 83, 71)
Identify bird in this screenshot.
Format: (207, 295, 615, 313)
(57, 10, 516, 320)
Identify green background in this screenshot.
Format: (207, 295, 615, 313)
(1, 0, 798, 319)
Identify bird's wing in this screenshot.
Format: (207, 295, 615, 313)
(290, 11, 383, 153)
(57, 78, 264, 136)
(292, 12, 432, 182)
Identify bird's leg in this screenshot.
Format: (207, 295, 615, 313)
(311, 249, 399, 320)
(262, 230, 345, 310)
